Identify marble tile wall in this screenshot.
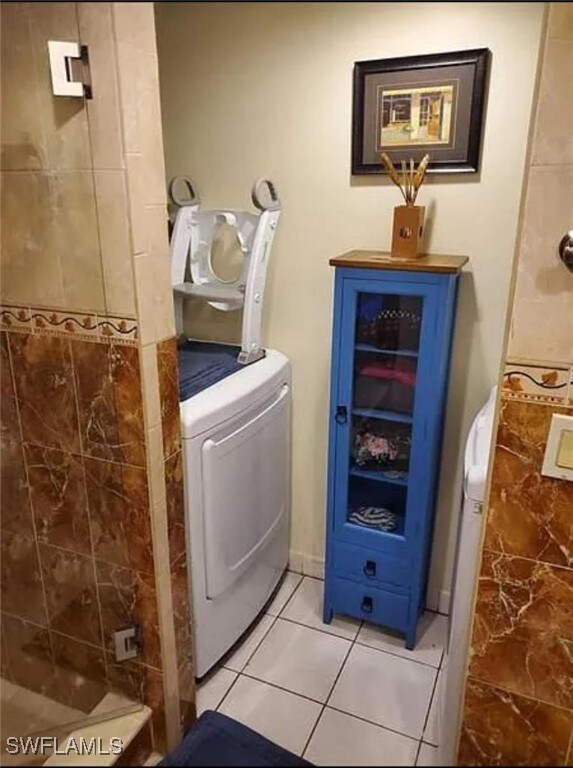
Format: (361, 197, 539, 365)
(0, 330, 161, 716)
(0, 0, 192, 754)
(157, 338, 196, 730)
(459, 5, 573, 765)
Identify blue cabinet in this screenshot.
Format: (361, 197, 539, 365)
(324, 251, 467, 648)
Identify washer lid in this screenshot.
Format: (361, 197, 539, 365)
(463, 386, 497, 504)
(180, 347, 290, 439)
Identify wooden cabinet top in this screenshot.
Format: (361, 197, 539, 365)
(329, 250, 469, 274)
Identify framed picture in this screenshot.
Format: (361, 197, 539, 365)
(352, 48, 490, 174)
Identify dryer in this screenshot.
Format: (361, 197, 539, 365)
(180, 345, 291, 677)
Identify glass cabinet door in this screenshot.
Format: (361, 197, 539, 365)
(342, 290, 425, 541)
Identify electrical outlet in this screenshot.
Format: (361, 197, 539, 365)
(541, 413, 573, 481)
(113, 625, 141, 662)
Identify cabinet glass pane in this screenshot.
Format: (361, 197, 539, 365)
(355, 292, 423, 353)
(345, 291, 423, 538)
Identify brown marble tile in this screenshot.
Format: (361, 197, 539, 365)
(8, 333, 80, 452)
(72, 340, 145, 466)
(51, 632, 107, 713)
(1, 331, 19, 439)
(107, 656, 166, 752)
(0, 616, 11, 680)
(39, 543, 101, 646)
(178, 656, 196, 730)
(96, 560, 161, 670)
(25, 444, 91, 555)
(484, 400, 573, 567)
(459, 677, 573, 766)
(1, 613, 55, 698)
(72, 339, 117, 459)
(113, 344, 146, 467)
(171, 554, 193, 671)
(0, 437, 33, 536)
(0, 530, 46, 625)
(85, 457, 153, 574)
(165, 451, 185, 565)
(470, 551, 573, 709)
(157, 338, 180, 459)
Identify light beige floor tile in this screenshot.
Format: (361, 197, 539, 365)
(423, 671, 442, 747)
(282, 577, 360, 640)
(245, 618, 350, 702)
(305, 707, 418, 766)
(196, 667, 237, 715)
(329, 645, 436, 739)
(219, 675, 321, 755)
(224, 614, 275, 673)
(357, 612, 447, 668)
(265, 572, 303, 616)
(417, 742, 439, 766)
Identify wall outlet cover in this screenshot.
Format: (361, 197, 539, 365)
(541, 413, 573, 481)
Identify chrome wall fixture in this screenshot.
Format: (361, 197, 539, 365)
(47, 40, 92, 98)
(559, 230, 573, 272)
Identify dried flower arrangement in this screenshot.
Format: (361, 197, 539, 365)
(380, 153, 430, 206)
(380, 153, 430, 258)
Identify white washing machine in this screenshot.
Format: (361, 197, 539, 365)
(169, 177, 290, 677)
(180, 344, 291, 678)
(438, 386, 497, 764)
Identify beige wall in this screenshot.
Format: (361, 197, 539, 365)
(155, 1, 545, 606)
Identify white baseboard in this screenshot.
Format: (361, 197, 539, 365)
(437, 589, 451, 615)
(289, 550, 325, 580)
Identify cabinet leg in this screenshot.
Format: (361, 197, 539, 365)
(405, 623, 417, 650)
(323, 604, 333, 624)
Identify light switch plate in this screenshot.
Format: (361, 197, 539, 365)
(541, 413, 573, 481)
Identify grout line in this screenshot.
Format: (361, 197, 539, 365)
(414, 739, 423, 766)
(213, 669, 242, 713)
(226, 614, 279, 675)
(238, 669, 325, 707)
(276, 613, 361, 643)
(464, 673, 573, 713)
(63, 347, 108, 669)
(272, 606, 443, 670)
(419, 666, 440, 746)
(12, 436, 148, 472)
(301, 616, 361, 758)
(330, 701, 424, 744)
(203, 597, 445, 757)
(204, 628, 432, 750)
(6, 334, 54, 656)
(353, 636, 443, 670)
(274, 573, 305, 618)
(325, 702, 423, 744)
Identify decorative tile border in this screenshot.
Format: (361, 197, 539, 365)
(502, 359, 572, 405)
(0, 304, 138, 345)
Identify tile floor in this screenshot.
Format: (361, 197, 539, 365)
(196, 572, 445, 766)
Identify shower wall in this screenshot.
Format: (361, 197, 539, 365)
(0, 2, 193, 751)
(459, 4, 573, 764)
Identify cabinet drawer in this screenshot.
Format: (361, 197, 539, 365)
(332, 577, 409, 632)
(333, 540, 409, 590)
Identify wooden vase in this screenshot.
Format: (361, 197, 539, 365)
(391, 205, 425, 258)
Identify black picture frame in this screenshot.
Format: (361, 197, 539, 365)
(352, 48, 490, 175)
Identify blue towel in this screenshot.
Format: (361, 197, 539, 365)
(178, 341, 244, 401)
(159, 710, 312, 766)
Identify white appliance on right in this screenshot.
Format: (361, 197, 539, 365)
(439, 386, 497, 765)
